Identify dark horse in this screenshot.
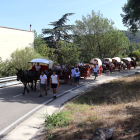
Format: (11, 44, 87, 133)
(16, 69, 38, 95)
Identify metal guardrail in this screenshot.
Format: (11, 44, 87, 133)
(0, 76, 21, 88)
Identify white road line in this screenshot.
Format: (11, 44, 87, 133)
(0, 100, 4, 102)
(13, 94, 22, 98)
(13, 92, 27, 98)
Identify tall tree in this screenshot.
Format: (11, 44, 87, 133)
(42, 13, 75, 48)
(73, 10, 130, 62)
(121, 0, 140, 35)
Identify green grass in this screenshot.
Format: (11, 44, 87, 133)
(44, 75, 140, 140)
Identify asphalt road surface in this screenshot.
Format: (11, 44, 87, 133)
(0, 67, 139, 138)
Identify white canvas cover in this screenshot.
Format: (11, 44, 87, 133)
(122, 57, 131, 61)
(104, 58, 112, 62)
(112, 57, 121, 62)
(29, 58, 53, 68)
(90, 58, 102, 66)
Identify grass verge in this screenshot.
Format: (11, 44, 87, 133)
(43, 74, 140, 140)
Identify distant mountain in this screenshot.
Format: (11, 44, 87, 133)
(122, 30, 140, 43)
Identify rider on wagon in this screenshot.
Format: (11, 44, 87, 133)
(78, 61, 83, 66)
(35, 63, 41, 72)
(62, 63, 66, 70)
(93, 59, 97, 65)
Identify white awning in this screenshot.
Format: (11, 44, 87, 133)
(112, 57, 121, 62)
(104, 58, 112, 62)
(122, 57, 131, 61)
(90, 58, 102, 66)
(29, 58, 53, 68)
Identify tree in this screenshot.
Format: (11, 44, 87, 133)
(121, 0, 140, 35)
(73, 10, 130, 62)
(56, 41, 80, 66)
(128, 50, 140, 60)
(42, 13, 75, 48)
(34, 30, 57, 64)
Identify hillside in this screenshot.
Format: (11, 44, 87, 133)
(122, 30, 140, 43)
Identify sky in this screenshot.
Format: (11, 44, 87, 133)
(0, 0, 128, 35)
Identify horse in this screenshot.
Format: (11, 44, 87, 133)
(16, 69, 38, 95)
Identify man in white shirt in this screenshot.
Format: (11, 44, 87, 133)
(78, 61, 83, 66)
(50, 71, 59, 98)
(35, 63, 41, 72)
(39, 71, 47, 97)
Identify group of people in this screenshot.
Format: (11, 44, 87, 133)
(35, 61, 99, 98)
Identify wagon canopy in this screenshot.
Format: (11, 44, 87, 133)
(104, 58, 112, 62)
(112, 57, 121, 62)
(131, 57, 136, 61)
(90, 58, 102, 66)
(122, 57, 131, 61)
(29, 58, 53, 68)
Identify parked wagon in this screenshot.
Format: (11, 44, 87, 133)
(130, 57, 137, 69)
(102, 58, 115, 73)
(112, 57, 121, 71)
(122, 57, 132, 70)
(90, 58, 102, 75)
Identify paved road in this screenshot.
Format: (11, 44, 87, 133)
(0, 68, 139, 138)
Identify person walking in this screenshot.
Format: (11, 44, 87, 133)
(93, 65, 98, 80)
(74, 69, 80, 86)
(39, 71, 47, 97)
(96, 62, 99, 76)
(50, 71, 59, 98)
(70, 66, 75, 85)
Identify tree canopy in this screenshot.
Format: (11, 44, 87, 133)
(73, 10, 130, 62)
(121, 0, 140, 35)
(42, 13, 75, 48)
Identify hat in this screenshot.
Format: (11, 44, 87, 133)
(41, 71, 44, 74)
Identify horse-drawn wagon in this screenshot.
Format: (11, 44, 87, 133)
(16, 58, 53, 95)
(56, 68, 71, 84)
(102, 58, 115, 73)
(112, 57, 121, 71)
(90, 58, 102, 75)
(122, 57, 132, 70)
(130, 57, 137, 69)
(78, 64, 91, 79)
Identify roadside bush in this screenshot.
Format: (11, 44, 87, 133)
(10, 47, 43, 70)
(45, 112, 69, 130)
(128, 50, 140, 61)
(0, 58, 16, 78)
(0, 47, 43, 77)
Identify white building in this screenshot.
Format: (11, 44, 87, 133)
(0, 26, 34, 60)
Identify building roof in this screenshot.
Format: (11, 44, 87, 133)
(0, 26, 34, 33)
